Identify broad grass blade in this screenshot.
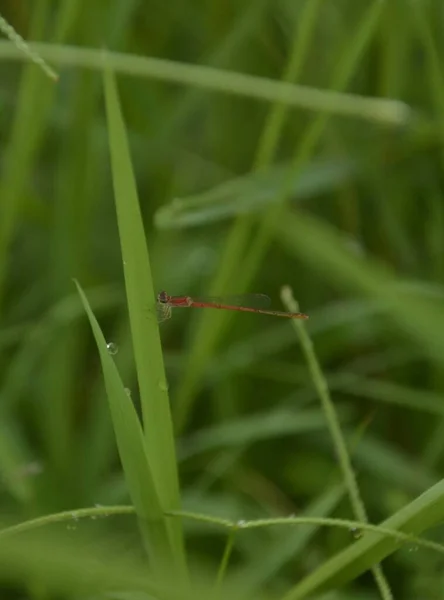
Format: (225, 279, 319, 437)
(103, 62, 186, 576)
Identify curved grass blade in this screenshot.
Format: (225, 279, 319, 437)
(74, 281, 171, 574)
(282, 477, 444, 599)
(0, 519, 227, 600)
(234, 485, 345, 595)
(179, 408, 335, 460)
(154, 159, 356, 229)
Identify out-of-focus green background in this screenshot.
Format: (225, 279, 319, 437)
(1, 0, 444, 598)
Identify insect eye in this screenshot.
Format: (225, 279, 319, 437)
(158, 291, 167, 303)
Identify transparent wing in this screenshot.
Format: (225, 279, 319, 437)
(156, 303, 171, 323)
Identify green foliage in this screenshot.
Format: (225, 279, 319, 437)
(0, 1, 444, 599)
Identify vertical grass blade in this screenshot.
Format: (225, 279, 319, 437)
(281, 286, 392, 599)
(173, 0, 324, 432)
(103, 63, 186, 575)
(173, 0, 388, 432)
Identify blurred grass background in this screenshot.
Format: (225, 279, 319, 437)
(1, 0, 444, 598)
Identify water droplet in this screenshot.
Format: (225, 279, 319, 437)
(236, 520, 246, 528)
(408, 545, 419, 553)
(158, 380, 169, 392)
(124, 388, 131, 397)
(71, 511, 79, 521)
(67, 524, 77, 530)
(350, 527, 363, 539)
(106, 342, 118, 355)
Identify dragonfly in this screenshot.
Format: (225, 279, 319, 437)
(156, 291, 308, 322)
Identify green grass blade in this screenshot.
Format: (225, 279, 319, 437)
(74, 281, 172, 573)
(254, 0, 325, 169)
(0, 2, 52, 310)
(145, 0, 269, 158)
(215, 528, 237, 589)
(0, 419, 35, 504)
(330, 374, 444, 417)
(351, 435, 436, 494)
(278, 209, 444, 361)
(103, 63, 186, 575)
(179, 408, 334, 460)
(281, 287, 391, 599)
(0, 42, 412, 126)
(235, 485, 345, 594)
(282, 478, 444, 599)
(0, 1, 81, 310)
(0, 522, 224, 600)
(171, 0, 391, 433)
(237, 0, 389, 299)
(170, 0, 326, 432)
(0, 12, 57, 80)
(154, 159, 356, 229)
